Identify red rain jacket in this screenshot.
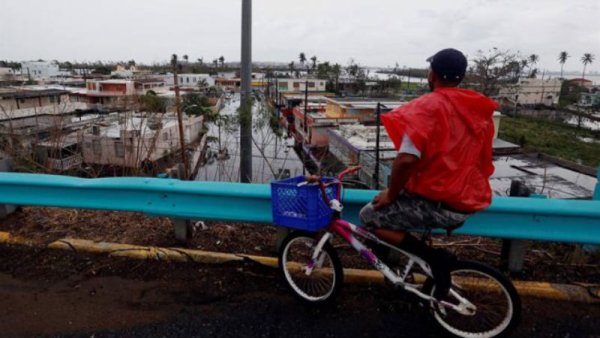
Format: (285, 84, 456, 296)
(381, 87, 497, 212)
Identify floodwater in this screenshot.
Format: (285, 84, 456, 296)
(491, 155, 596, 198)
(194, 94, 304, 183)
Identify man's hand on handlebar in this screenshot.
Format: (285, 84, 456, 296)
(306, 175, 320, 184)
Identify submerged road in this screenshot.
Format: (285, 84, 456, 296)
(0, 246, 598, 338)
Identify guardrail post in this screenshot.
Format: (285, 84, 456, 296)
(275, 227, 290, 252)
(500, 239, 528, 273)
(168, 164, 194, 242)
(500, 180, 531, 274)
(0, 157, 16, 219)
(174, 219, 193, 242)
(584, 167, 600, 253)
(594, 166, 599, 201)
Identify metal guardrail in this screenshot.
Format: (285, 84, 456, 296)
(0, 172, 599, 245)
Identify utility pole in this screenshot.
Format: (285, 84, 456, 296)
(239, 0, 253, 183)
(303, 79, 309, 175)
(172, 54, 188, 180)
(374, 102, 381, 189)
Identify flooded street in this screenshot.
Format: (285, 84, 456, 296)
(195, 94, 304, 183)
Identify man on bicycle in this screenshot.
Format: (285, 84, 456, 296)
(359, 48, 497, 299)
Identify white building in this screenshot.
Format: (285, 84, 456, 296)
(276, 78, 327, 93)
(0, 87, 88, 120)
(20, 61, 61, 80)
(217, 72, 237, 80)
(162, 73, 215, 88)
(81, 113, 203, 168)
(110, 64, 138, 78)
(498, 78, 563, 106)
(0, 68, 17, 81)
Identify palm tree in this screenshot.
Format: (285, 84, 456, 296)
(171, 54, 178, 67)
(528, 54, 539, 78)
(219, 56, 225, 68)
(197, 78, 209, 93)
(213, 59, 219, 68)
(528, 54, 539, 65)
(558, 51, 569, 79)
(581, 53, 595, 80)
(288, 61, 295, 77)
(332, 63, 341, 92)
(519, 59, 528, 78)
(183, 55, 189, 63)
(310, 56, 317, 70)
(299, 53, 306, 67)
(197, 58, 203, 65)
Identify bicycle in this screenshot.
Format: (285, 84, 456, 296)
(272, 166, 521, 338)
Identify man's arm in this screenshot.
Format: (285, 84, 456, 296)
(372, 153, 420, 209)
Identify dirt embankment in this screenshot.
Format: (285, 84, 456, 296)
(1, 207, 598, 284)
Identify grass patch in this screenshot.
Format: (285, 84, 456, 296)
(498, 116, 600, 168)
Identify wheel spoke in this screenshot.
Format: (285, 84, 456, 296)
(280, 235, 340, 304)
(430, 262, 520, 338)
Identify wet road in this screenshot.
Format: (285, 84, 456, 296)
(0, 246, 598, 338)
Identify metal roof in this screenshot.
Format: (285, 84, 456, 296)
(0, 89, 68, 99)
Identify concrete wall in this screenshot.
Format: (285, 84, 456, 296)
(0, 93, 70, 111)
(0, 101, 88, 121)
(499, 78, 563, 106)
(277, 79, 327, 93)
(21, 61, 60, 80)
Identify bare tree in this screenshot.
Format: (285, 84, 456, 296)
(467, 48, 526, 96)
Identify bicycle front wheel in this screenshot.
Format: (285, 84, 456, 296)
(278, 231, 343, 305)
(427, 260, 521, 338)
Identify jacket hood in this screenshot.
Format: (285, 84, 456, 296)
(435, 87, 497, 135)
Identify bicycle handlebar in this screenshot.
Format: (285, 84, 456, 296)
(298, 166, 362, 205)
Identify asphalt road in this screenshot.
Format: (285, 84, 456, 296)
(0, 246, 598, 338)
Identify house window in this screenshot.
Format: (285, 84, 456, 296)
(163, 132, 169, 141)
(293, 82, 300, 89)
(308, 82, 315, 88)
(186, 77, 190, 83)
(114, 141, 125, 158)
(92, 140, 102, 155)
(279, 83, 288, 90)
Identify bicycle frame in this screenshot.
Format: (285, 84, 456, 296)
(305, 167, 476, 314)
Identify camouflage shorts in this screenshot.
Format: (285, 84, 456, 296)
(359, 192, 471, 231)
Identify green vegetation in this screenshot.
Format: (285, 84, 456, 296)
(181, 93, 215, 121)
(499, 116, 600, 168)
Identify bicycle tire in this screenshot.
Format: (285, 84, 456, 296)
(423, 260, 521, 338)
(278, 231, 343, 305)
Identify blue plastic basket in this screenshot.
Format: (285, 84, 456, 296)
(271, 176, 339, 232)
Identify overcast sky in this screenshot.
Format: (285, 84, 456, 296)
(1, 0, 598, 73)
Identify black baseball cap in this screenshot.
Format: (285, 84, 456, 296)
(426, 48, 468, 83)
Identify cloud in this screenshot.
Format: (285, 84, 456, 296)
(0, 0, 598, 73)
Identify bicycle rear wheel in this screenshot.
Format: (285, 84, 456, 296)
(425, 260, 521, 338)
(278, 231, 343, 305)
